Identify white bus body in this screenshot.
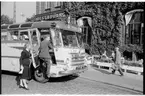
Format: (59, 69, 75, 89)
(1, 21, 88, 82)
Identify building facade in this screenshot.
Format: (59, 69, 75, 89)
(35, 2, 76, 24)
(35, 2, 92, 47)
(36, 2, 62, 15)
(35, 3, 144, 57)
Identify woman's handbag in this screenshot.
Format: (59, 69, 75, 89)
(19, 65, 24, 74)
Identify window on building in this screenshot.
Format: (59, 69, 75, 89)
(82, 26, 88, 44)
(47, 2, 51, 9)
(71, 18, 76, 25)
(125, 11, 144, 45)
(36, 2, 40, 14)
(54, 2, 61, 8)
(45, 2, 51, 12)
(45, 2, 47, 9)
(39, 2, 41, 14)
(41, 2, 45, 13)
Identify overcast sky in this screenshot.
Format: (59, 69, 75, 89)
(1, 2, 36, 23)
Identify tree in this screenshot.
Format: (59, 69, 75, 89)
(1, 14, 13, 25)
(25, 14, 36, 22)
(64, 2, 123, 55)
(64, 2, 144, 56)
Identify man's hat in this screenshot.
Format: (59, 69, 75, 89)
(115, 47, 119, 50)
(43, 34, 50, 39)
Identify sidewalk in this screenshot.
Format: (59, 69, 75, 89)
(80, 65, 143, 92)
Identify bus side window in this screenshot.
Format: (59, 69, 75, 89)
(1, 32, 8, 41)
(31, 30, 38, 44)
(8, 31, 19, 41)
(39, 29, 50, 42)
(19, 31, 29, 41)
(52, 29, 62, 47)
(1, 35, 7, 41)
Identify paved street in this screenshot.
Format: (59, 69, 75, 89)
(2, 68, 142, 95)
(80, 64, 143, 92)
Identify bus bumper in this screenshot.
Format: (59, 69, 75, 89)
(58, 65, 88, 77)
(51, 65, 88, 77)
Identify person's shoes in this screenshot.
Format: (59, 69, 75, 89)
(26, 81, 29, 84)
(24, 87, 29, 90)
(120, 74, 124, 76)
(47, 74, 51, 78)
(19, 85, 24, 88)
(112, 71, 115, 74)
(50, 73, 56, 77)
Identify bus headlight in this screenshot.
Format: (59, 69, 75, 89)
(51, 22, 56, 28)
(65, 58, 72, 69)
(65, 58, 70, 65)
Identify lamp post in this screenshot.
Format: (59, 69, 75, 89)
(13, 2, 16, 23)
(20, 13, 25, 22)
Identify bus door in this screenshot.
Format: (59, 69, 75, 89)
(28, 28, 40, 67)
(50, 28, 64, 64)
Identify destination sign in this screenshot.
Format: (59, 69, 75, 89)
(35, 13, 66, 21)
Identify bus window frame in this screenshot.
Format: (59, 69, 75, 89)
(30, 28, 41, 47)
(8, 30, 19, 41)
(60, 29, 79, 48)
(19, 30, 29, 41)
(1, 31, 8, 41)
(50, 28, 63, 48)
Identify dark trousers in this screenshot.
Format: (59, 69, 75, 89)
(40, 57, 51, 77)
(112, 64, 123, 75)
(34, 56, 39, 66)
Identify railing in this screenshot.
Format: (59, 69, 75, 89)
(86, 55, 143, 75)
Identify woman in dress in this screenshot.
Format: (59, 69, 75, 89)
(19, 42, 31, 90)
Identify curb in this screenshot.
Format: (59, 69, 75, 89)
(80, 75, 143, 93)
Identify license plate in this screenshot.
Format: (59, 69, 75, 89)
(76, 66, 85, 70)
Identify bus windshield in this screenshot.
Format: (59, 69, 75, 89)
(61, 30, 79, 47)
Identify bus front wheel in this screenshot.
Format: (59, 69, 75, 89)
(34, 65, 49, 83)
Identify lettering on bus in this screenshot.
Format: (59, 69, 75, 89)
(36, 13, 66, 21)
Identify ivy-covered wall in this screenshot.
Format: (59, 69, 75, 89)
(63, 2, 144, 60)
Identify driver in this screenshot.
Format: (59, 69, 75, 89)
(39, 34, 53, 78)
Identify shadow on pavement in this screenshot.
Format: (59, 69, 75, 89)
(2, 71, 21, 86)
(90, 64, 112, 75)
(49, 75, 79, 83)
(81, 76, 143, 94)
(2, 70, 18, 76)
(2, 70, 79, 83)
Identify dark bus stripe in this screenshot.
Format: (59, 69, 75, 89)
(2, 56, 20, 58)
(56, 60, 64, 62)
(1, 40, 28, 43)
(11, 47, 24, 50)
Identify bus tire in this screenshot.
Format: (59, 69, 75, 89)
(34, 65, 49, 83)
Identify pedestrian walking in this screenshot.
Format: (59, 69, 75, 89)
(102, 50, 107, 58)
(19, 42, 32, 90)
(111, 47, 124, 76)
(110, 50, 115, 61)
(39, 34, 53, 78)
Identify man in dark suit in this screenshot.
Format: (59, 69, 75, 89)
(112, 47, 124, 76)
(39, 34, 53, 78)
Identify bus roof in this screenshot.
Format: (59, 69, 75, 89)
(1, 21, 81, 33)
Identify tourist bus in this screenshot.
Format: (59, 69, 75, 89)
(1, 21, 88, 83)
